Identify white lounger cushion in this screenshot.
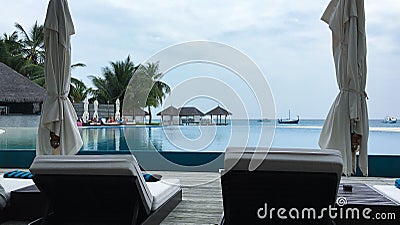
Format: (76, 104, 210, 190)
(0, 176, 34, 209)
(147, 179, 181, 211)
(30, 155, 153, 210)
(0, 177, 34, 198)
(0, 184, 5, 210)
(373, 185, 400, 204)
(224, 147, 343, 177)
(30, 155, 182, 212)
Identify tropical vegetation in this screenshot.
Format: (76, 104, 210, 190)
(136, 62, 171, 124)
(0, 22, 89, 102)
(90, 56, 138, 105)
(1, 21, 171, 124)
(0, 22, 44, 80)
(69, 78, 93, 103)
(90, 58, 171, 123)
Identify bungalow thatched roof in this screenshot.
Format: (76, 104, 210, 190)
(178, 107, 204, 116)
(206, 105, 232, 116)
(123, 107, 149, 116)
(0, 62, 46, 103)
(157, 106, 179, 116)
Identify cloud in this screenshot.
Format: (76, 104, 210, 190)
(1, 0, 399, 118)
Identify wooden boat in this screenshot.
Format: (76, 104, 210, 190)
(278, 110, 299, 124)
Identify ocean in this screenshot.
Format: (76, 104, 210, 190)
(0, 119, 399, 155)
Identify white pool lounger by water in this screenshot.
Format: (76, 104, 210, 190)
(0, 176, 34, 209)
(28, 155, 182, 225)
(373, 185, 400, 204)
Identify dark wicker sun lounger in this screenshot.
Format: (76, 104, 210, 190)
(220, 147, 343, 225)
(28, 155, 182, 225)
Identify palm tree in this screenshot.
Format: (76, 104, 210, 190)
(0, 23, 45, 81)
(14, 21, 44, 65)
(90, 56, 137, 105)
(29, 62, 86, 88)
(137, 62, 170, 124)
(1, 22, 89, 91)
(0, 31, 30, 73)
(69, 63, 90, 102)
(69, 78, 93, 103)
(1, 31, 22, 56)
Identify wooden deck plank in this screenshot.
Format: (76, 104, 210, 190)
(153, 171, 397, 225)
(0, 169, 397, 225)
(151, 171, 223, 225)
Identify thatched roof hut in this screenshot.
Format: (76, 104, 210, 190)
(157, 106, 179, 116)
(205, 105, 231, 125)
(205, 105, 232, 116)
(128, 108, 149, 116)
(178, 107, 204, 116)
(157, 106, 179, 125)
(0, 62, 46, 103)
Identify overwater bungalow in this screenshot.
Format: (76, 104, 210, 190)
(157, 105, 179, 125)
(178, 106, 204, 125)
(122, 107, 148, 124)
(206, 105, 232, 125)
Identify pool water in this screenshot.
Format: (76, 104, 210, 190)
(1, 120, 400, 155)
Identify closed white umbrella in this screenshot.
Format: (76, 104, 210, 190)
(115, 98, 121, 121)
(37, 0, 83, 155)
(93, 99, 99, 121)
(82, 98, 89, 123)
(319, 0, 368, 176)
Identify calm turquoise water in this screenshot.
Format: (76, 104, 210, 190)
(1, 119, 399, 155)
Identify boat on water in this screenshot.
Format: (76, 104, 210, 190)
(384, 116, 397, 123)
(257, 118, 272, 123)
(278, 110, 299, 124)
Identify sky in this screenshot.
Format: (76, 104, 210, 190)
(0, 0, 399, 119)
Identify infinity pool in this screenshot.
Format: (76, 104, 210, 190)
(1, 120, 400, 154)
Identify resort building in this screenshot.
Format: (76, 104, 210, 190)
(0, 62, 46, 115)
(122, 107, 149, 124)
(157, 106, 179, 125)
(178, 106, 204, 125)
(205, 105, 232, 125)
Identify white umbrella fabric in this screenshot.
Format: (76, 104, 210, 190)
(93, 99, 99, 120)
(115, 99, 121, 121)
(37, 0, 83, 155)
(319, 0, 368, 176)
(82, 98, 89, 123)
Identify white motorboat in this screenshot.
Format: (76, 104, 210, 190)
(384, 116, 397, 123)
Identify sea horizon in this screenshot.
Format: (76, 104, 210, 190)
(1, 118, 399, 155)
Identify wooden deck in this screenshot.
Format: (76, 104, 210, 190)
(156, 171, 397, 225)
(0, 170, 398, 225)
(155, 171, 223, 225)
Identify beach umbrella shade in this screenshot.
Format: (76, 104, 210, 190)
(319, 0, 369, 176)
(93, 99, 99, 120)
(115, 98, 121, 121)
(37, 0, 83, 155)
(82, 98, 89, 123)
